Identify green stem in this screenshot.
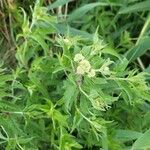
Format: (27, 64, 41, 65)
(136, 14, 150, 70)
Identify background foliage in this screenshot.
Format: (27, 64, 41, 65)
(0, 0, 150, 149)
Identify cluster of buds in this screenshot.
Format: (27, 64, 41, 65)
(74, 54, 113, 77)
(74, 54, 96, 78)
(97, 58, 113, 76)
(63, 38, 72, 46)
(99, 66, 110, 75)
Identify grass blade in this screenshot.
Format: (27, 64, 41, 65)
(47, 0, 72, 10)
(119, 0, 150, 14)
(67, 2, 109, 22)
(125, 37, 150, 62)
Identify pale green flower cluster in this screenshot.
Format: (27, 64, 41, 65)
(97, 58, 113, 76)
(74, 54, 85, 62)
(99, 66, 110, 75)
(74, 54, 113, 77)
(74, 54, 96, 78)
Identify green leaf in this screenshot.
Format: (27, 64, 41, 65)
(132, 129, 150, 149)
(144, 66, 150, 80)
(53, 109, 68, 127)
(60, 134, 82, 150)
(113, 57, 129, 73)
(71, 111, 82, 131)
(54, 23, 93, 40)
(68, 2, 109, 22)
(119, 0, 150, 14)
(115, 130, 142, 142)
(28, 70, 49, 98)
(63, 80, 77, 112)
(30, 34, 49, 55)
(47, 0, 72, 10)
(0, 132, 6, 140)
(102, 129, 108, 150)
(125, 37, 150, 62)
(117, 80, 133, 104)
(102, 47, 121, 59)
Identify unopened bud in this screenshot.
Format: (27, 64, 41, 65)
(88, 69, 96, 78)
(76, 66, 85, 75)
(74, 54, 85, 62)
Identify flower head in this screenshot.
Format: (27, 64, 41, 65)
(88, 69, 96, 78)
(79, 60, 91, 73)
(74, 53, 85, 62)
(102, 66, 110, 75)
(74, 53, 97, 77)
(76, 66, 85, 75)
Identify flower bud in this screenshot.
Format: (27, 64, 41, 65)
(76, 66, 85, 75)
(103, 66, 110, 75)
(88, 69, 96, 78)
(74, 54, 85, 62)
(79, 60, 91, 73)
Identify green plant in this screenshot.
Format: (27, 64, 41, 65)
(0, 0, 150, 150)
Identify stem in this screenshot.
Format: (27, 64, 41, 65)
(137, 58, 145, 70)
(136, 15, 150, 70)
(78, 85, 94, 105)
(57, 6, 62, 17)
(76, 108, 94, 125)
(0, 0, 11, 46)
(64, 3, 68, 20)
(0, 111, 24, 115)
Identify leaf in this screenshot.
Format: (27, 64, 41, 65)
(60, 134, 82, 150)
(54, 23, 93, 39)
(117, 80, 133, 104)
(28, 70, 49, 98)
(47, 0, 72, 10)
(0, 74, 12, 85)
(125, 37, 150, 62)
(113, 57, 129, 73)
(68, 2, 109, 22)
(53, 109, 68, 127)
(30, 34, 49, 55)
(115, 129, 142, 142)
(71, 111, 82, 131)
(63, 81, 77, 112)
(119, 0, 150, 14)
(144, 67, 150, 80)
(111, 22, 134, 40)
(102, 129, 108, 150)
(132, 129, 150, 149)
(102, 47, 121, 59)
(0, 91, 12, 99)
(0, 132, 6, 140)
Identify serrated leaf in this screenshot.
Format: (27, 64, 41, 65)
(63, 81, 77, 112)
(117, 80, 133, 104)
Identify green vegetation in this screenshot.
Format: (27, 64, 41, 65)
(0, 0, 150, 149)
